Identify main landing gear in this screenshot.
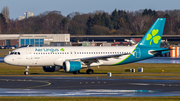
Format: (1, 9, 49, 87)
(24, 66, 29, 75)
(86, 65, 94, 74)
(72, 65, 94, 74)
(86, 69, 94, 74)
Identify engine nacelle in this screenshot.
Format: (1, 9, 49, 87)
(63, 61, 81, 72)
(42, 66, 61, 72)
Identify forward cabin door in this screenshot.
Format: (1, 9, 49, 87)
(26, 49, 32, 59)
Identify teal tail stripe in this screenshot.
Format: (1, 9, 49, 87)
(138, 18, 166, 47)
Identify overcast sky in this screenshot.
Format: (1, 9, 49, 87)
(1, 0, 180, 19)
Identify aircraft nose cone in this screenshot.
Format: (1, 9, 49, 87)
(4, 56, 10, 64)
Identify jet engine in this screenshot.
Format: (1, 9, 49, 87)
(63, 61, 81, 72)
(42, 66, 61, 72)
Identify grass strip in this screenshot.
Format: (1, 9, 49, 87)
(1, 97, 180, 101)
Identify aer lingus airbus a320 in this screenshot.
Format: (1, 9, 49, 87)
(4, 18, 169, 75)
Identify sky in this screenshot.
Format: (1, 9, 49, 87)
(1, 0, 180, 19)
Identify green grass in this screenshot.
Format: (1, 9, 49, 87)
(2, 63, 180, 81)
(0, 97, 180, 101)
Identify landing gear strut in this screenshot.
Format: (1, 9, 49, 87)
(86, 65, 94, 74)
(24, 66, 29, 75)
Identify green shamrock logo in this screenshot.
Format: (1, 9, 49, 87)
(146, 29, 161, 45)
(60, 48, 65, 52)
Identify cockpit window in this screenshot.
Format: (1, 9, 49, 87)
(10, 52, 20, 55)
(10, 52, 14, 55)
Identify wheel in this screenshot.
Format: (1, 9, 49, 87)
(73, 71, 80, 74)
(86, 69, 94, 74)
(24, 71, 29, 75)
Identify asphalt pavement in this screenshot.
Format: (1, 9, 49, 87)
(0, 76, 180, 97)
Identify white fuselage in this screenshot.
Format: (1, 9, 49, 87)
(4, 46, 136, 67)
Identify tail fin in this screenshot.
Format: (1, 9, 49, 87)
(138, 18, 166, 47)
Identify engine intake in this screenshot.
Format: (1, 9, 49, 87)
(42, 66, 61, 72)
(63, 61, 81, 72)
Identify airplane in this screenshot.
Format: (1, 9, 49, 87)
(4, 18, 169, 75)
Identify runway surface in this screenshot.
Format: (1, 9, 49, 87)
(0, 76, 180, 97)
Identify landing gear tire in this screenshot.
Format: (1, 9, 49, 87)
(86, 69, 94, 74)
(73, 71, 80, 74)
(24, 71, 29, 75)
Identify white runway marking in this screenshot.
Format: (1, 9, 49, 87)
(129, 83, 151, 86)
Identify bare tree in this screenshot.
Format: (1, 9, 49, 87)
(1, 6, 10, 23)
(130, 15, 152, 34)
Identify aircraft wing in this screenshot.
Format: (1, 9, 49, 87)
(67, 53, 130, 65)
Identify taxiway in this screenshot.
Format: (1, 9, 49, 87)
(0, 76, 180, 97)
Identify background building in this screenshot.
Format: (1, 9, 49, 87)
(0, 34, 70, 47)
(19, 10, 34, 20)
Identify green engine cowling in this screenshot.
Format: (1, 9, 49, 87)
(42, 66, 61, 72)
(63, 61, 81, 72)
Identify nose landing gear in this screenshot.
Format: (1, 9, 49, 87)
(24, 66, 29, 75)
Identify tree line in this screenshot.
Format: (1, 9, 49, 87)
(1, 8, 180, 35)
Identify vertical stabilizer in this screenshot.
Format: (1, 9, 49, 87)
(138, 18, 166, 47)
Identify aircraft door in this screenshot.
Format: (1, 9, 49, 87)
(74, 51, 77, 57)
(135, 48, 141, 58)
(26, 49, 32, 59)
